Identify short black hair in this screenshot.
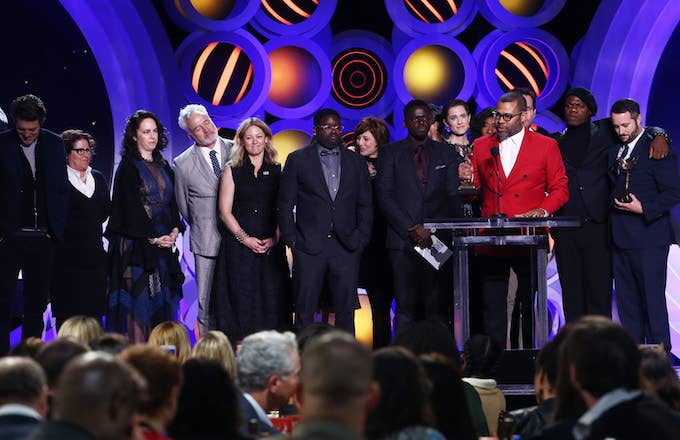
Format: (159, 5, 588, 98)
(512, 87, 537, 109)
(10, 94, 47, 125)
(610, 98, 640, 119)
(403, 99, 430, 119)
(313, 108, 341, 126)
(499, 92, 527, 112)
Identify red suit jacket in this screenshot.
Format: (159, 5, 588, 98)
(472, 129, 569, 217)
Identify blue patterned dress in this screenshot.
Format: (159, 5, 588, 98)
(106, 157, 184, 341)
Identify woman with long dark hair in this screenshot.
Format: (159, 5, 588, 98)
(106, 110, 184, 341)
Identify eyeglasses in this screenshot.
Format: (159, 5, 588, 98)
(71, 148, 92, 155)
(318, 124, 344, 132)
(492, 111, 523, 121)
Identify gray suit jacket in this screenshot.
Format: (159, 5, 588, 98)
(174, 137, 233, 257)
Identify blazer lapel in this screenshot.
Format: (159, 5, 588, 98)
(309, 145, 333, 202)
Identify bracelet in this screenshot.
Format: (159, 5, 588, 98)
(234, 229, 249, 244)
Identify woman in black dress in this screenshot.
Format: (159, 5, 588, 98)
(106, 110, 184, 341)
(52, 130, 110, 326)
(212, 117, 290, 344)
(355, 117, 393, 349)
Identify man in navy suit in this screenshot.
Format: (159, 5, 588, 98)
(279, 109, 372, 334)
(0, 95, 69, 354)
(377, 99, 460, 333)
(609, 98, 680, 350)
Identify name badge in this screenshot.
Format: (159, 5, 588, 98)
(435, 164, 447, 170)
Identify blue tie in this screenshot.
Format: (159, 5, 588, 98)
(209, 150, 221, 177)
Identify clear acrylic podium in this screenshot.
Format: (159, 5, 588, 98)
(424, 216, 581, 348)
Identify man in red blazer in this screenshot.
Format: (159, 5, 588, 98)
(469, 92, 568, 347)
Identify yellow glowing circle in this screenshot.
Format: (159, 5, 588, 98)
(273, 130, 311, 166)
(189, 0, 236, 20)
(499, 0, 545, 17)
(403, 45, 449, 98)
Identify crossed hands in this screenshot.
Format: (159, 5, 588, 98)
(244, 236, 276, 254)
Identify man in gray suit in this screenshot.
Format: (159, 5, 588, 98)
(175, 104, 234, 335)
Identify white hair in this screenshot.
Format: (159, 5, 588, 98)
(236, 331, 297, 392)
(178, 104, 209, 131)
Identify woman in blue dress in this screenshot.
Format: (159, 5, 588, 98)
(106, 110, 184, 341)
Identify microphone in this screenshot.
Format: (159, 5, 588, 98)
(490, 146, 506, 219)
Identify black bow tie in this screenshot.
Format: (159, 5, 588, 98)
(320, 149, 339, 156)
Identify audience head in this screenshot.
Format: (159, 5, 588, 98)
(471, 106, 496, 140)
(177, 104, 218, 149)
(191, 330, 237, 380)
(420, 354, 477, 440)
(0, 356, 48, 418)
(169, 358, 241, 439)
(57, 315, 104, 348)
(121, 109, 168, 162)
(561, 316, 639, 407)
(354, 117, 390, 158)
(230, 116, 278, 166)
(10, 94, 46, 146)
(90, 333, 130, 355)
(148, 321, 192, 363)
(298, 332, 376, 434)
(564, 87, 596, 127)
(462, 334, 502, 378)
(36, 338, 89, 390)
(52, 352, 145, 440)
(393, 320, 461, 367)
(9, 337, 45, 359)
(119, 345, 183, 430)
(297, 322, 335, 355)
(639, 346, 680, 411)
(237, 330, 299, 411)
(365, 346, 434, 439)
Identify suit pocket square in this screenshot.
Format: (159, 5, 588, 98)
(434, 164, 447, 170)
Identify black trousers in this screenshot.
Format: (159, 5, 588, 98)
(292, 236, 360, 334)
(389, 248, 452, 335)
(479, 254, 533, 348)
(0, 233, 55, 354)
(553, 221, 612, 322)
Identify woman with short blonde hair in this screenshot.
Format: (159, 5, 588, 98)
(57, 315, 104, 348)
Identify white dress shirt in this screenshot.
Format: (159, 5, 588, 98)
(199, 144, 222, 169)
(67, 165, 95, 198)
(499, 127, 525, 178)
(617, 129, 645, 161)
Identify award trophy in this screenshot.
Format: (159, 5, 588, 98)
(457, 144, 478, 196)
(618, 156, 638, 203)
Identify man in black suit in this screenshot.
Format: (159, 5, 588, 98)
(0, 95, 69, 354)
(0, 356, 48, 440)
(279, 109, 372, 334)
(377, 99, 459, 333)
(565, 316, 680, 439)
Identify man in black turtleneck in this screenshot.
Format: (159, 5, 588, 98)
(553, 88, 669, 323)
